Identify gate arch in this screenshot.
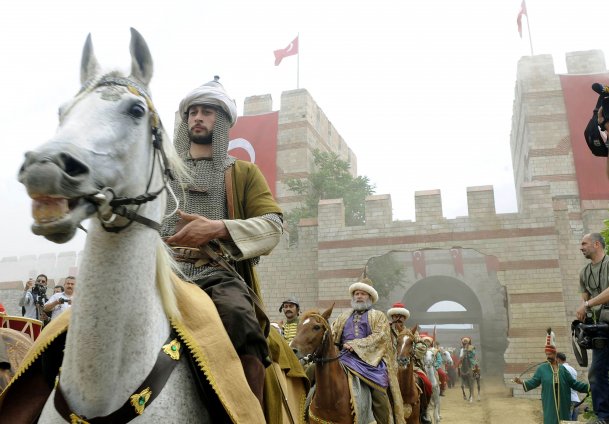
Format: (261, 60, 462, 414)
(372, 248, 508, 375)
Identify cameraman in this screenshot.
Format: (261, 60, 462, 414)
(18, 274, 49, 321)
(576, 233, 609, 423)
(44, 276, 75, 321)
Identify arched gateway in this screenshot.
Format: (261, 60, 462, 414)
(372, 248, 508, 375)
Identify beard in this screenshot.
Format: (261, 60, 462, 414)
(188, 129, 213, 145)
(351, 298, 372, 311)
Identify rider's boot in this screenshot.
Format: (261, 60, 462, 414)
(240, 354, 265, 408)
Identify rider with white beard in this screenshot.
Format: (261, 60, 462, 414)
(331, 277, 405, 424)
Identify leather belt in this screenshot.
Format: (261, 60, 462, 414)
(171, 246, 224, 267)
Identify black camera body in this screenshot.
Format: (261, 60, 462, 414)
(584, 83, 609, 157)
(58, 297, 71, 304)
(572, 319, 609, 350)
(31, 283, 48, 306)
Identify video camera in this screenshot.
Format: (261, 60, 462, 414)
(584, 83, 609, 157)
(58, 297, 71, 304)
(571, 317, 609, 367)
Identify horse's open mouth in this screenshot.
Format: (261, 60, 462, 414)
(30, 195, 96, 243)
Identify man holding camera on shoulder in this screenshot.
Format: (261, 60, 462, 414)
(44, 276, 75, 321)
(576, 233, 609, 424)
(19, 274, 49, 323)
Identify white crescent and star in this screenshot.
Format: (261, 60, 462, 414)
(228, 138, 256, 163)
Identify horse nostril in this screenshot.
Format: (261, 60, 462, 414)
(59, 153, 89, 178)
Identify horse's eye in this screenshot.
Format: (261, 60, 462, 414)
(128, 103, 146, 118)
(313, 325, 321, 330)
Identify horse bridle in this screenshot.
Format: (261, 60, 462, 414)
(396, 330, 416, 368)
(302, 314, 346, 365)
(69, 75, 176, 233)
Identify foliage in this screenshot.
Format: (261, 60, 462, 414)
(602, 219, 609, 255)
(284, 149, 375, 243)
(365, 252, 407, 311)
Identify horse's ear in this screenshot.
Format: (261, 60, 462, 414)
(80, 33, 100, 85)
(411, 324, 418, 334)
(129, 28, 153, 87)
(321, 303, 334, 320)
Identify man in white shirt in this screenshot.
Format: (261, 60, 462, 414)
(557, 352, 580, 421)
(44, 276, 75, 320)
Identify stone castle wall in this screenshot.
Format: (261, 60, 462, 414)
(1, 50, 608, 399)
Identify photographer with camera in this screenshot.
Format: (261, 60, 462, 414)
(44, 276, 75, 321)
(18, 274, 49, 322)
(576, 233, 609, 423)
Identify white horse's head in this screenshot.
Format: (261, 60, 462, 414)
(18, 28, 181, 243)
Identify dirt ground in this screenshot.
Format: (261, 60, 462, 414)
(434, 376, 543, 424)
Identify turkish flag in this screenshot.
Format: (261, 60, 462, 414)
(274, 36, 299, 66)
(228, 112, 279, 195)
(450, 248, 464, 277)
(412, 251, 426, 279)
(517, 0, 527, 38)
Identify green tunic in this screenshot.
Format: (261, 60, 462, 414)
(522, 362, 589, 424)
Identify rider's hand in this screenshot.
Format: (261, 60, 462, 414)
(513, 377, 522, 385)
(166, 210, 229, 247)
(576, 302, 587, 321)
(343, 343, 354, 352)
(25, 279, 33, 290)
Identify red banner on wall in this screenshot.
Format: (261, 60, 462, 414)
(450, 248, 464, 277)
(559, 73, 609, 200)
(412, 250, 426, 279)
(228, 111, 279, 196)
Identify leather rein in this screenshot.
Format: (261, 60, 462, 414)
(302, 314, 346, 365)
(75, 75, 175, 234)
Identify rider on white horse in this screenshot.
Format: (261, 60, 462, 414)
(161, 78, 284, 404)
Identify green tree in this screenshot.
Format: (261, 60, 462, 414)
(284, 150, 375, 242)
(365, 252, 407, 311)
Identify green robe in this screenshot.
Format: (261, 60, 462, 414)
(522, 362, 589, 424)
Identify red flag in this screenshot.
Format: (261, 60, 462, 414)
(450, 248, 464, 277)
(517, 0, 527, 38)
(485, 255, 500, 274)
(229, 112, 279, 196)
(274, 36, 299, 66)
(412, 251, 426, 279)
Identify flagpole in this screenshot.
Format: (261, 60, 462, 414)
(297, 32, 300, 89)
(525, 2, 534, 55)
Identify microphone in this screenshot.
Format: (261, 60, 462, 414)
(592, 83, 607, 95)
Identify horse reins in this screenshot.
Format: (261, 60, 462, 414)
(70, 75, 176, 234)
(302, 314, 346, 365)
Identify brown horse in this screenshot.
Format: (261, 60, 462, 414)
(290, 305, 353, 424)
(396, 325, 426, 424)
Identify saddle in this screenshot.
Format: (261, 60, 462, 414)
(0, 275, 266, 423)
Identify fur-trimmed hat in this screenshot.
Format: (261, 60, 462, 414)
(544, 327, 557, 354)
(349, 277, 379, 304)
(420, 332, 434, 346)
(387, 302, 410, 320)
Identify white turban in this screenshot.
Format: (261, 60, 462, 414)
(178, 78, 238, 127)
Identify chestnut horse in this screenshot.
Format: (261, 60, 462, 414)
(396, 326, 428, 424)
(290, 305, 353, 424)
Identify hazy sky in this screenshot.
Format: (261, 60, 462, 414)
(1, 0, 607, 258)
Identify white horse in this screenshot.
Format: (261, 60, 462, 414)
(9, 29, 263, 423)
(424, 350, 441, 423)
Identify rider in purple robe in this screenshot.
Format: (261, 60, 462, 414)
(331, 277, 405, 424)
